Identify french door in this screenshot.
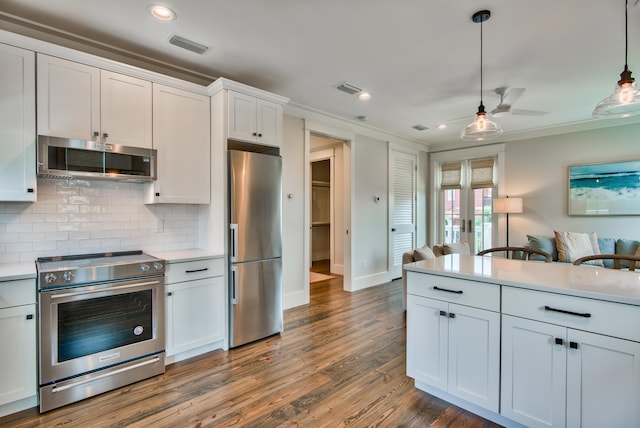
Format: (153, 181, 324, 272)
(440, 159, 495, 253)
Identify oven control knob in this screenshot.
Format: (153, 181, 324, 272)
(140, 264, 150, 272)
(153, 262, 163, 271)
(44, 273, 57, 284)
(62, 271, 75, 282)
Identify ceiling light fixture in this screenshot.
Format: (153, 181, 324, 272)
(358, 91, 371, 100)
(461, 10, 503, 141)
(148, 4, 176, 21)
(593, 0, 640, 118)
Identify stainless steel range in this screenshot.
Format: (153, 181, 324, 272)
(36, 251, 166, 412)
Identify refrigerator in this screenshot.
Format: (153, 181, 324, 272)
(228, 149, 283, 348)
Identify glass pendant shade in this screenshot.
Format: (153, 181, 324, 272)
(592, 68, 640, 118)
(460, 108, 503, 141)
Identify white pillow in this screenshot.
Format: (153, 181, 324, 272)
(443, 241, 470, 255)
(414, 245, 436, 261)
(554, 231, 603, 266)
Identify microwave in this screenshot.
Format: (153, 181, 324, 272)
(37, 135, 157, 182)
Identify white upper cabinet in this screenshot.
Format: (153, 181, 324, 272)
(146, 84, 210, 204)
(0, 43, 36, 202)
(228, 90, 283, 147)
(37, 54, 152, 148)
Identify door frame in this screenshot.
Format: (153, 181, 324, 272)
(429, 144, 505, 247)
(310, 148, 335, 270)
(304, 121, 353, 292)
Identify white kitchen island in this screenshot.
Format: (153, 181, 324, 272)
(405, 254, 640, 428)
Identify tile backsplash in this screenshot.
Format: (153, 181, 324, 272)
(0, 179, 200, 263)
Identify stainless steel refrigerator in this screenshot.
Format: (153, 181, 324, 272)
(228, 149, 283, 348)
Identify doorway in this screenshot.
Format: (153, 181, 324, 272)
(308, 132, 348, 288)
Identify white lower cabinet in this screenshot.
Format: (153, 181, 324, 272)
(0, 279, 37, 417)
(164, 257, 226, 363)
(501, 287, 640, 428)
(406, 273, 500, 413)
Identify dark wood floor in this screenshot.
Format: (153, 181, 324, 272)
(2, 264, 502, 427)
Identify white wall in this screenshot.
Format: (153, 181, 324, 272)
(0, 179, 200, 263)
(281, 114, 307, 308)
(504, 122, 640, 244)
(351, 134, 389, 289)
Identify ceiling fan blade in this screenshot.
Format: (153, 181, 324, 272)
(501, 88, 525, 107)
(510, 108, 548, 116)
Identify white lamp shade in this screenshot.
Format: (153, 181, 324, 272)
(493, 197, 523, 214)
(592, 80, 640, 118)
(460, 112, 503, 141)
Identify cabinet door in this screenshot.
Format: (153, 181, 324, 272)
(0, 305, 36, 406)
(501, 315, 567, 428)
(37, 54, 100, 140)
(228, 91, 257, 143)
(148, 84, 210, 204)
(447, 304, 500, 412)
(256, 98, 282, 147)
(566, 330, 640, 428)
(100, 70, 152, 148)
(0, 44, 36, 202)
(406, 295, 448, 390)
(166, 276, 225, 356)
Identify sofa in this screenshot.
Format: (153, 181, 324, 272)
(400, 242, 471, 310)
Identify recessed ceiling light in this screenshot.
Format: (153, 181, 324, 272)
(149, 4, 176, 21)
(358, 92, 371, 101)
(437, 124, 448, 129)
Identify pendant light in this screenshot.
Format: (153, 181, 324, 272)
(593, 0, 640, 118)
(461, 10, 503, 141)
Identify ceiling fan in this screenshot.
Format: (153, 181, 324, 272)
(490, 87, 548, 117)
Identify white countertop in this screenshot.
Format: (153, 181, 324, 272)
(0, 262, 37, 282)
(406, 255, 640, 306)
(145, 249, 224, 263)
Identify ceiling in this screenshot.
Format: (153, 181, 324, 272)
(1, 0, 640, 147)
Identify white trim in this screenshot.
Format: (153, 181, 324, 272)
(0, 395, 38, 418)
(310, 148, 335, 269)
(349, 272, 391, 292)
(207, 77, 289, 105)
(283, 289, 309, 310)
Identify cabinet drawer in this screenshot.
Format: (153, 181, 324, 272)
(0, 279, 36, 308)
(503, 286, 640, 342)
(165, 258, 224, 284)
(407, 271, 499, 312)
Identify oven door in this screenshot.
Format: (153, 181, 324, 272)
(39, 277, 165, 385)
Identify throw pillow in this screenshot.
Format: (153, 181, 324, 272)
(526, 235, 558, 261)
(443, 241, 471, 255)
(413, 245, 436, 261)
(615, 239, 640, 268)
(598, 238, 616, 268)
(555, 231, 602, 266)
(432, 245, 445, 257)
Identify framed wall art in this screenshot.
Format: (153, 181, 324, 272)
(569, 160, 640, 216)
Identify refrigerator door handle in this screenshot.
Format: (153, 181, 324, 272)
(230, 223, 238, 263)
(231, 265, 238, 305)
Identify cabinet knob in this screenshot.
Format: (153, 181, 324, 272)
(555, 337, 564, 345)
(155, 192, 160, 197)
(258, 133, 262, 137)
(26, 314, 34, 320)
(439, 310, 447, 317)
(93, 131, 99, 138)
(27, 188, 34, 193)
(569, 341, 579, 349)
(448, 313, 456, 319)
(103, 132, 109, 139)
(167, 291, 173, 297)
(252, 132, 257, 136)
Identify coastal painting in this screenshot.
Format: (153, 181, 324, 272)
(569, 160, 640, 215)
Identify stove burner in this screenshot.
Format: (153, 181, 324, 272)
(36, 250, 165, 290)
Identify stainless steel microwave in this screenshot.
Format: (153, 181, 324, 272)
(37, 135, 157, 181)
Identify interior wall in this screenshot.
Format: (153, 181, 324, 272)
(281, 114, 307, 309)
(504, 122, 640, 244)
(351, 134, 389, 289)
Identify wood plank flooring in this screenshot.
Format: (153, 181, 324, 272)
(1, 266, 502, 427)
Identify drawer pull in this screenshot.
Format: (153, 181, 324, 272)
(439, 310, 447, 317)
(569, 341, 579, 349)
(448, 312, 456, 319)
(544, 305, 591, 318)
(185, 268, 209, 273)
(434, 286, 463, 294)
(555, 337, 564, 345)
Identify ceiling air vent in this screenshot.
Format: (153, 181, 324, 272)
(336, 82, 362, 95)
(412, 124, 429, 131)
(169, 34, 209, 55)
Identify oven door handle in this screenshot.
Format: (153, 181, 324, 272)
(51, 355, 161, 393)
(49, 280, 161, 299)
